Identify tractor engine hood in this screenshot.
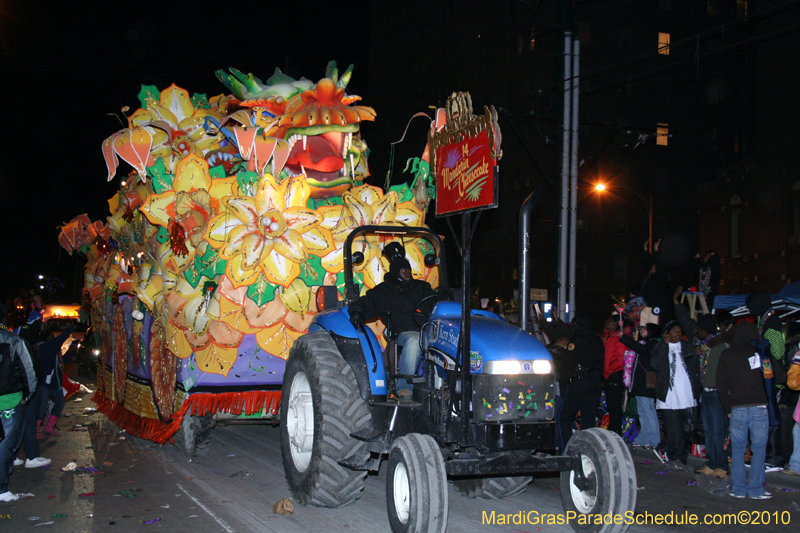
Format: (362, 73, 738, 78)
(423, 302, 552, 373)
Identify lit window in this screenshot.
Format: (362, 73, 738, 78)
(657, 123, 669, 146)
(737, 0, 748, 19)
(658, 32, 670, 55)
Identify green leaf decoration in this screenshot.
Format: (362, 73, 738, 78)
(137, 85, 160, 109)
(191, 93, 210, 109)
(194, 246, 226, 280)
(299, 256, 323, 286)
(246, 275, 276, 307)
(155, 226, 170, 244)
(309, 196, 344, 209)
(183, 264, 201, 288)
(404, 157, 429, 180)
(417, 240, 434, 256)
(210, 166, 227, 180)
(147, 159, 174, 193)
(405, 157, 435, 200)
(389, 183, 414, 203)
(236, 170, 260, 196)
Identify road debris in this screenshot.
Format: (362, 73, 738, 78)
(273, 498, 294, 515)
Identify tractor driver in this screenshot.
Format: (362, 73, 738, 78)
(348, 250, 440, 399)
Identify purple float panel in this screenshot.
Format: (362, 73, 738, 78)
(177, 333, 286, 392)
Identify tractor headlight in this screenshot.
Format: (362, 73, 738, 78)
(531, 360, 552, 374)
(483, 361, 521, 374)
(482, 359, 552, 375)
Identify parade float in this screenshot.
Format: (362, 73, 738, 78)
(58, 61, 439, 451)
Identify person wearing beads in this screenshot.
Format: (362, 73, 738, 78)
(0, 313, 38, 502)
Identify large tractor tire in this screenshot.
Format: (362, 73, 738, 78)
(173, 413, 213, 457)
(386, 433, 448, 533)
(560, 428, 637, 533)
(280, 332, 372, 508)
(453, 475, 532, 499)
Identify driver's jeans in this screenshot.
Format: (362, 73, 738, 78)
(396, 331, 422, 392)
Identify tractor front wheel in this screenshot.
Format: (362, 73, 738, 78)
(560, 428, 637, 533)
(386, 433, 448, 533)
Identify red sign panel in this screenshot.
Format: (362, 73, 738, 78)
(434, 129, 497, 216)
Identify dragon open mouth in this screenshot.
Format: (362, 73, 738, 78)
(283, 130, 366, 197)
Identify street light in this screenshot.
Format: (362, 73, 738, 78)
(593, 182, 654, 255)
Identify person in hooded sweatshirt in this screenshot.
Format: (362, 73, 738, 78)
(349, 253, 440, 397)
(745, 290, 786, 469)
(717, 321, 786, 499)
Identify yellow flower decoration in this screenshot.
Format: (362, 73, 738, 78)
(204, 174, 334, 288)
(129, 84, 224, 173)
(325, 184, 426, 288)
(141, 154, 239, 273)
(241, 281, 315, 360)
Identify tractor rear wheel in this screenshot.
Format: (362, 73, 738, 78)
(280, 332, 372, 508)
(453, 476, 532, 499)
(560, 428, 637, 533)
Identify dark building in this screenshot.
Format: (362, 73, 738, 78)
(367, 0, 799, 322)
(697, 0, 800, 295)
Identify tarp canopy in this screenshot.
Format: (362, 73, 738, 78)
(713, 293, 800, 319)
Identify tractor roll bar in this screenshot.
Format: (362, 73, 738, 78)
(342, 225, 449, 304)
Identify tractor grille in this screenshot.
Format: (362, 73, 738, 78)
(472, 374, 556, 423)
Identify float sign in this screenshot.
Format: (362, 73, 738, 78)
(429, 92, 502, 217)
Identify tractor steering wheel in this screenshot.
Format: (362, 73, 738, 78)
(413, 293, 442, 329)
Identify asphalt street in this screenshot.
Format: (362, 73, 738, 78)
(2, 384, 799, 532)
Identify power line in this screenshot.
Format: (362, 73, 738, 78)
(509, 0, 800, 107)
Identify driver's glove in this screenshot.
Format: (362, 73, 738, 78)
(349, 310, 365, 329)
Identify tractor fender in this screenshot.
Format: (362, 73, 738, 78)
(309, 310, 388, 400)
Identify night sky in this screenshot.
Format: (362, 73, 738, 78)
(0, 0, 372, 302)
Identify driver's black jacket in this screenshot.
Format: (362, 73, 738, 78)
(349, 273, 438, 337)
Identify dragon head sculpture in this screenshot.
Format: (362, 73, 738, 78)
(216, 61, 375, 199)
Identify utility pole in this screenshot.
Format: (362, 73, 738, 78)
(558, 33, 572, 321)
(568, 40, 580, 321)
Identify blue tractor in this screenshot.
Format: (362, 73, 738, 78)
(280, 221, 637, 533)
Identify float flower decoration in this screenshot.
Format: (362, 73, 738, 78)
(107, 183, 149, 234)
(211, 276, 316, 360)
(140, 153, 238, 273)
(129, 84, 225, 175)
(102, 127, 154, 182)
(58, 214, 110, 254)
(203, 173, 334, 288)
(102, 84, 226, 184)
(322, 184, 427, 289)
(162, 275, 244, 377)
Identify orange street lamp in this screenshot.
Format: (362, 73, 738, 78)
(594, 183, 653, 255)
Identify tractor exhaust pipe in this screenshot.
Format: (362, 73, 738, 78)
(519, 188, 543, 333)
